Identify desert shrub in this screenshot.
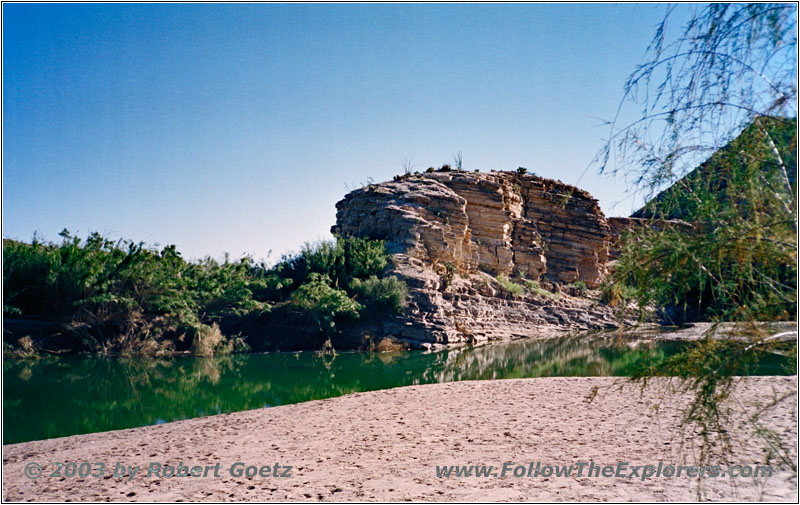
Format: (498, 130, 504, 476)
(600, 281, 638, 307)
(3, 336, 38, 359)
(452, 151, 463, 171)
(342, 236, 388, 279)
(290, 273, 362, 334)
(275, 236, 387, 289)
(189, 322, 249, 356)
(439, 261, 456, 290)
(3, 232, 271, 323)
(276, 240, 345, 288)
(191, 323, 224, 357)
(374, 337, 407, 352)
(516, 166, 528, 175)
(262, 237, 406, 338)
(3, 231, 271, 354)
(349, 276, 407, 315)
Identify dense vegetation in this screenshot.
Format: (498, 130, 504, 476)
(3, 231, 407, 356)
(606, 117, 797, 323)
(596, 4, 798, 490)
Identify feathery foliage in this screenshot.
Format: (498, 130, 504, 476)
(597, 4, 798, 495)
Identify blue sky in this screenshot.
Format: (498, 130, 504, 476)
(4, 3, 686, 261)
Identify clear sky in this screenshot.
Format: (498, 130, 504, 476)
(3, 2, 686, 261)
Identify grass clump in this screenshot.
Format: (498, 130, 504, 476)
(600, 281, 638, 307)
(496, 275, 524, 297)
(191, 322, 224, 357)
(524, 279, 556, 299)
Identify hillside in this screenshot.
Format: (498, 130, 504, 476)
(631, 116, 797, 220)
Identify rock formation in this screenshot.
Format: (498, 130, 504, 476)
(332, 170, 630, 348)
(334, 172, 611, 285)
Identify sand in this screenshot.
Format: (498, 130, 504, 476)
(3, 376, 797, 502)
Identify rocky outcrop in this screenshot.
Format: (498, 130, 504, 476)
(334, 171, 610, 285)
(332, 171, 630, 348)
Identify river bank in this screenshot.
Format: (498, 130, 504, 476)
(3, 376, 796, 502)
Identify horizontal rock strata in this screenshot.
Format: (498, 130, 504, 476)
(333, 171, 630, 348)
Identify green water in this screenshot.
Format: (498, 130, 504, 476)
(3, 333, 792, 444)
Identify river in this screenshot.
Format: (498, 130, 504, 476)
(3, 331, 792, 444)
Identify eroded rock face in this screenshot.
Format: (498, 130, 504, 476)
(332, 171, 625, 348)
(334, 172, 609, 284)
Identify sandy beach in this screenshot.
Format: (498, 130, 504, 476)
(3, 376, 797, 502)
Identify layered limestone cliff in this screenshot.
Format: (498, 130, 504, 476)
(332, 171, 627, 348)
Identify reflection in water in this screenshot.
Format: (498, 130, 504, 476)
(3, 333, 791, 444)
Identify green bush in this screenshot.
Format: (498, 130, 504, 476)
(290, 273, 362, 333)
(275, 236, 387, 289)
(343, 236, 388, 279)
(440, 261, 456, 290)
(349, 276, 407, 315)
